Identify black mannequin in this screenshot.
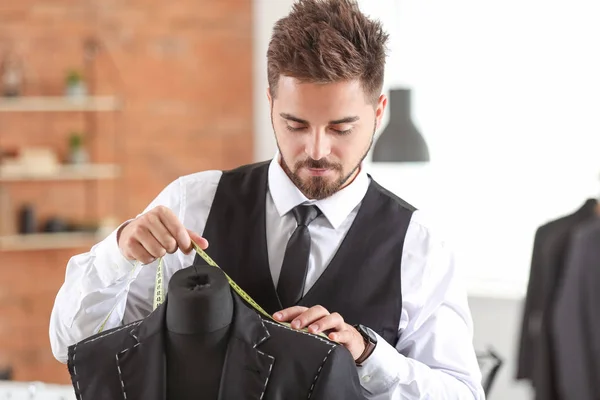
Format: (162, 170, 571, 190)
(165, 264, 234, 400)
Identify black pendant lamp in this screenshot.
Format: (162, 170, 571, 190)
(372, 88, 430, 163)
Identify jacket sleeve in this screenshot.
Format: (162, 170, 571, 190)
(309, 344, 367, 400)
(583, 230, 600, 400)
(516, 226, 545, 381)
(49, 178, 185, 364)
(583, 234, 600, 400)
(552, 224, 600, 400)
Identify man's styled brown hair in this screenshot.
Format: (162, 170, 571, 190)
(267, 0, 389, 105)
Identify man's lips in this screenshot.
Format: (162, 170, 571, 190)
(306, 168, 330, 176)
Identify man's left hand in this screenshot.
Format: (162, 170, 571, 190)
(273, 305, 365, 361)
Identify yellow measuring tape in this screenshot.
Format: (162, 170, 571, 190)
(97, 240, 329, 340)
(152, 240, 330, 339)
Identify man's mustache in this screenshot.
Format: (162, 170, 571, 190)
(295, 159, 342, 171)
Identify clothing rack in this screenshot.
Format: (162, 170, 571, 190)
(476, 347, 503, 396)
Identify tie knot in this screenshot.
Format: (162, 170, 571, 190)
(292, 205, 321, 227)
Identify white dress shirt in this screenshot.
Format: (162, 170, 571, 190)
(49, 155, 485, 400)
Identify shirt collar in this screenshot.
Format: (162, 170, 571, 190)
(268, 151, 370, 229)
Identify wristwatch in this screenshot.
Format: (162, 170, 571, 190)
(353, 324, 377, 365)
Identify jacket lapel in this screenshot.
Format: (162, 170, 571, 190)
(115, 300, 167, 400)
(218, 294, 275, 400)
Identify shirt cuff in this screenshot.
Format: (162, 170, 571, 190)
(92, 220, 138, 285)
(357, 328, 404, 395)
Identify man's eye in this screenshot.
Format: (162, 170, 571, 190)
(331, 128, 353, 135)
(286, 125, 306, 132)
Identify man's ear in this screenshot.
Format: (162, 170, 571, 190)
(267, 87, 273, 104)
(375, 94, 387, 130)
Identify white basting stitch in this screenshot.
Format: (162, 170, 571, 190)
(82, 321, 142, 345)
(262, 320, 336, 346)
(307, 346, 335, 399)
(118, 347, 131, 356)
(254, 319, 270, 348)
(256, 350, 275, 400)
(116, 354, 128, 399)
(72, 345, 82, 400)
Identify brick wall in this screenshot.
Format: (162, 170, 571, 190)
(0, 0, 253, 384)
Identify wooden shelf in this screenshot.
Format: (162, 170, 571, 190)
(0, 96, 120, 112)
(0, 164, 121, 182)
(0, 232, 103, 251)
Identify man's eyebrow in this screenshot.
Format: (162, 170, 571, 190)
(329, 116, 360, 124)
(279, 113, 307, 124)
(279, 113, 360, 125)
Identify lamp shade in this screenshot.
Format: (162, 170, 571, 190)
(372, 88, 430, 163)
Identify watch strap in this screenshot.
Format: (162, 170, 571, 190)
(354, 324, 377, 365)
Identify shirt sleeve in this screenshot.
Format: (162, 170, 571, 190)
(49, 178, 186, 364)
(357, 211, 485, 400)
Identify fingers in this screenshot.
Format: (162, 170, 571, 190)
(328, 328, 353, 344)
(273, 303, 364, 359)
(273, 306, 309, 323)
(136, 225, 167, 259)
(117, 205, 210, 263)
(307, 312, 344, 334)
(147, 213, 178, 253)
(154, 206, 209, 253)
(329, 326, 367, 360)
(188, 230, 209, 251)
(121, 227, 162, 264)
(157, 206, 191, 252)
(275, 305, 330, 330)
(273, 304, 361, 357)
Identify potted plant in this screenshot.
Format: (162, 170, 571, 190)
(65, 69, 87, 97)
(1, 51, 24, 97)
(68, 132, 89, 164)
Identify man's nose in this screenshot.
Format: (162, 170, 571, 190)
(305, 130, 331, 160)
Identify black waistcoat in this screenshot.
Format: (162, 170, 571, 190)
(194, 161, 415, 346)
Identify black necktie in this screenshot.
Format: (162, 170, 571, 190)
(277, 204, 321, 308)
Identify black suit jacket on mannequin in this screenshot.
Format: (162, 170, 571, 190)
(67, 288, 366, 400)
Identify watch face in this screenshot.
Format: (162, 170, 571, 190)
(358, 325, 377, 343)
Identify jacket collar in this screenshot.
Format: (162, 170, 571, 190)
(115, 289, 275, 400)
(578, 198, 599, 218)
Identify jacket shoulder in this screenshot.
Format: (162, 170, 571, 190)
(69, 319, 141, 354)
(261, 319, 338, 354)
(67, 320, 142, 399)
(259, 320, 364, 399)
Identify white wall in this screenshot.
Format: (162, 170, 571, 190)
(253, 0, 296, 161)
(252, 0, 600, 298)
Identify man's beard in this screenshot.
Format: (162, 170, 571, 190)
(278, 137, 373, 200)
(271, 106, 376, 200)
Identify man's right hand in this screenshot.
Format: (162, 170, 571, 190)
(117, 205, 209, 264)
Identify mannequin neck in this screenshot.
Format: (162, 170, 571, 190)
(165, 265, 234, 335)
